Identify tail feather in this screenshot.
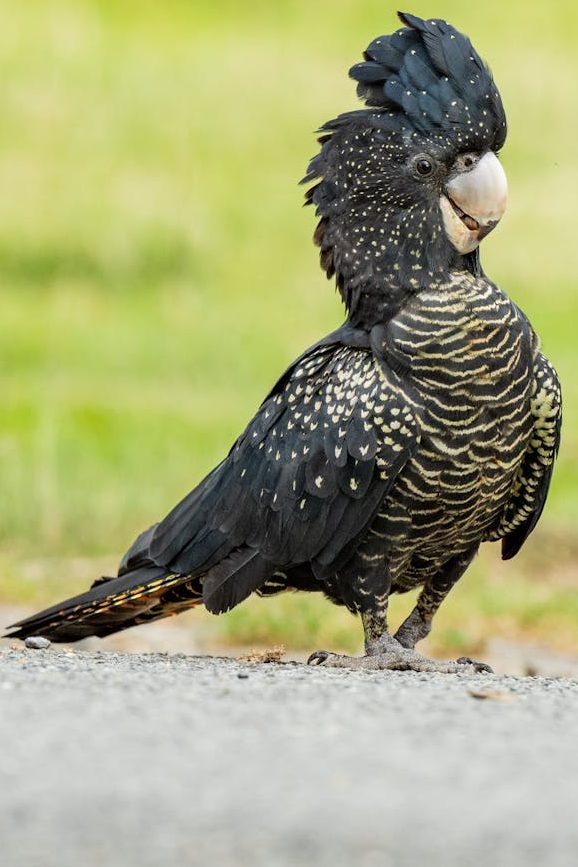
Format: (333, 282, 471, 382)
(5, 567, 201, 643)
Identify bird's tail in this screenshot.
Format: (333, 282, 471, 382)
(5, 566, 202, 643)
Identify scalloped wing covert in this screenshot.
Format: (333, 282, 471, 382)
(148, 339, 420, 612)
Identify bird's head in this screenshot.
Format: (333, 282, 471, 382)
(304, 12, 508, 324)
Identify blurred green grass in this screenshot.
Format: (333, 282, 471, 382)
(1, 0, 577, 654)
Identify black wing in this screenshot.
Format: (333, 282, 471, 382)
(489, 352, 562, 559)
(137, 330, 420, 613)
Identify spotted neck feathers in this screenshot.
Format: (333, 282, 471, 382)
(303, 114, 481, 328)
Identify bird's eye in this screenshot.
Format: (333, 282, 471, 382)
(414, 156, 434, 177)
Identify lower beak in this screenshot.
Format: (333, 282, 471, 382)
(439, 151, 508, 254)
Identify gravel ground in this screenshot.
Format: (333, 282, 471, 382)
(2, 646, 578, 867)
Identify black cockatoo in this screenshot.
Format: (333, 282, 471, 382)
(8, 12, 561, 673)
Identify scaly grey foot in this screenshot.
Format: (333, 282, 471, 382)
(307, 648, 493, 674)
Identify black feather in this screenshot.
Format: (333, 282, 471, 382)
(364, 39, 404, 71)
(350, 60, 389, 83)
(348, 12, 506, 153)
(202, 548, 271, 614)
(6, 565, 170, 641)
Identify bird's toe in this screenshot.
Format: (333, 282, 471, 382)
(307, 650, 330, 665)
(456, 656, 494, 674)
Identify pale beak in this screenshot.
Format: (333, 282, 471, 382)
(439, 151, 508, 254)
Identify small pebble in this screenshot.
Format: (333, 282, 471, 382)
(24, 636, 51, 650)
(237, 672, 249, 679)
(468, 688, 516, 702)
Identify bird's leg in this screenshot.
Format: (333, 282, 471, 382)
(394, 549, 492, 672)
(308, 549, 492, 674)
(393, 549, 477, 648)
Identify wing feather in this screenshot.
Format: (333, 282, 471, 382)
(487, 353, 562, 559)
(120, 331, 420, 612)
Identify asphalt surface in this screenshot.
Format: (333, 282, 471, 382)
(2, 646, 578, 867)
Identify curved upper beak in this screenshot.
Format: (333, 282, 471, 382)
(439, 151, 508, 254)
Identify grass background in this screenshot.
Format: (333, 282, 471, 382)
(1, 0, 577, 655)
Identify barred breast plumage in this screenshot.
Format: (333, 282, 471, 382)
(370, 272, 542, 590)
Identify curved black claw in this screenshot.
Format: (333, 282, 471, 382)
(307, 650, 330, 666)
(457, 656, 494, 674)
